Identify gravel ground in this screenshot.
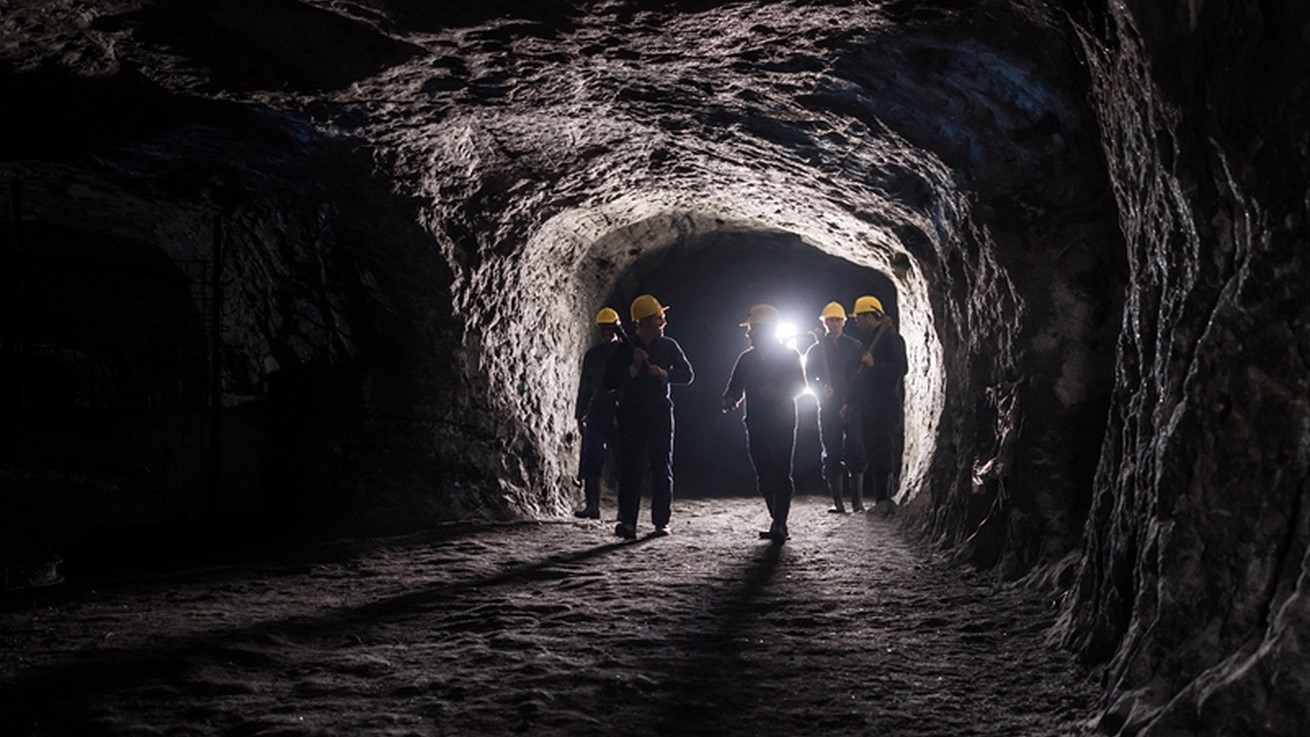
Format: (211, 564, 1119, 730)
(1, 494, 1098, 737)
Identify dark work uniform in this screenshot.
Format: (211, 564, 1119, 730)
(605, 333, 694, 531)
(575, 339, 622, 480)
(847, 322, 908, 502)
(724, 340, 805, 534)
(803, 333, 866, 480)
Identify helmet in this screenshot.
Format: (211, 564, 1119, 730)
(852, 295, 884, 316)
(739, 303, 780, 327)
(595, 307, 620, 325)
(631, 294, 668, 321)
(820, 302, 846, 320)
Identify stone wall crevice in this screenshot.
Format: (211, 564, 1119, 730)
(1062, 1, 1310, 733)
(22, 3, 1310, 731)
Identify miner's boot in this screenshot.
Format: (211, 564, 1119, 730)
(849, 473, 865, 512)
(575, 477, 601, 519)
(871, 471, 892, 515)
(827, 475, 846, 514)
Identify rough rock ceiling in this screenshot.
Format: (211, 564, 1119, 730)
(2, 0, 1117, 515)
(38, 3, 1310, 735)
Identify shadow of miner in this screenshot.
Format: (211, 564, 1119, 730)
(0, 532, 650, 736)
(648, 541, 785, 735)
(353, 537, 650, 613)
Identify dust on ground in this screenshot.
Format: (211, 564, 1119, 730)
(1, 494, 1098, 736)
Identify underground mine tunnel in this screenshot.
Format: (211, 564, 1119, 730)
(1, 1, 1308, 736)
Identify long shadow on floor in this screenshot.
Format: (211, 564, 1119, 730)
(0, 527, 652, 735)
(647, 540, 785, 735)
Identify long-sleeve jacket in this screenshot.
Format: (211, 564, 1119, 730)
(605, 333, 694, 418)
(803, 333, 864, 409)
(723, 341, 805, 431)
(575, 340, 622, 422)
(848, 323, 908, 414)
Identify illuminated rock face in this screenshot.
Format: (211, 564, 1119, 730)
(1063, 3, 1310, 735)
(1, 1, 1306, 733)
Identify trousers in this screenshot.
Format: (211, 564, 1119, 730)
(617, 409, 674, 528)
(747, 421, 796, 527)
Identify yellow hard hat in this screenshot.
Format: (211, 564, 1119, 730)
(631, 294, 668, 321)
(595, 307, 620, 325)
(820, 302, 846, 320)
(739, 303, 780, 327)
(852, 295, 884, 316)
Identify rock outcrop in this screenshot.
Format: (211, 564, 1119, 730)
(1063, 2, 1310, 734)
(2, 1, 1305, 733)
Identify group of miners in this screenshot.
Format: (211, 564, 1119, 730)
(573, 293, 906, 543)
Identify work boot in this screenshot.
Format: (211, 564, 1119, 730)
(826, 475, 846, 513)
(759, 520, 789, 542)
(574, 477, 601, 519)
(871, 473, 896, 516)
(849, 473, 865, 512)
(871, 471, 889, 505)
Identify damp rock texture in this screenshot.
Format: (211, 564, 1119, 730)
(1062, 3, 1310, 736)
(1, 1, 1307, 735)
(2, 0, 1119, 565)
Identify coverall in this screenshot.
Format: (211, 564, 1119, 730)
(606, 333, 694, 531)
(574, 339, 622, 510)
(804, 332, 867, 482)
(724, 340, 805, 535)
(847, 322, 908, 503)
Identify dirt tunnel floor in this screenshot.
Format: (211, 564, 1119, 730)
(1, 495, 1099, 736)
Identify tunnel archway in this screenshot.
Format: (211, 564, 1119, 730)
(599, 228, 900, 499)
(12, 2, 1304, 732)
(492, 204, 947, 515)
(1, 223, 227, 559)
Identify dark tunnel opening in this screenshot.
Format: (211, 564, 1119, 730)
(601, 230, 898, 499)
(1, 1, 1306, 732)
(1, 224, 265, 578)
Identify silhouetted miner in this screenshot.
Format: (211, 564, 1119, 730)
(605, 294, 694, 539)
(723, 304, 806, 543)
(573, 307, 625, 520)
(804, 301, 867, 514)
(844, 295, 908, 507)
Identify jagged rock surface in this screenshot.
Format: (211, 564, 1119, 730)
(1062, 2, 1310, 735)
(2, 1, 1306, 734)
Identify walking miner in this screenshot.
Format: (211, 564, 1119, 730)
(573, 307, 625, 519)
(723, 303, 806, 543)
(804, 301, 867, 513)
(605, 294, 694, 539)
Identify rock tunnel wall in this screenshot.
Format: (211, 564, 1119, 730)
(1062, 2, 1310, 735)
(7, 1, 1306, 733)
(0, 83, 465, 532)
(3, 1, 1120, 595)
(382, 2, 1126, 591)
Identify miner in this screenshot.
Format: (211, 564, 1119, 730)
(605, 294, 694, 539)
(723, 303, 806, 542)
(573, 307, 625, 520)
(804, 301, 867, 513)
(844, 295, 908, 508)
